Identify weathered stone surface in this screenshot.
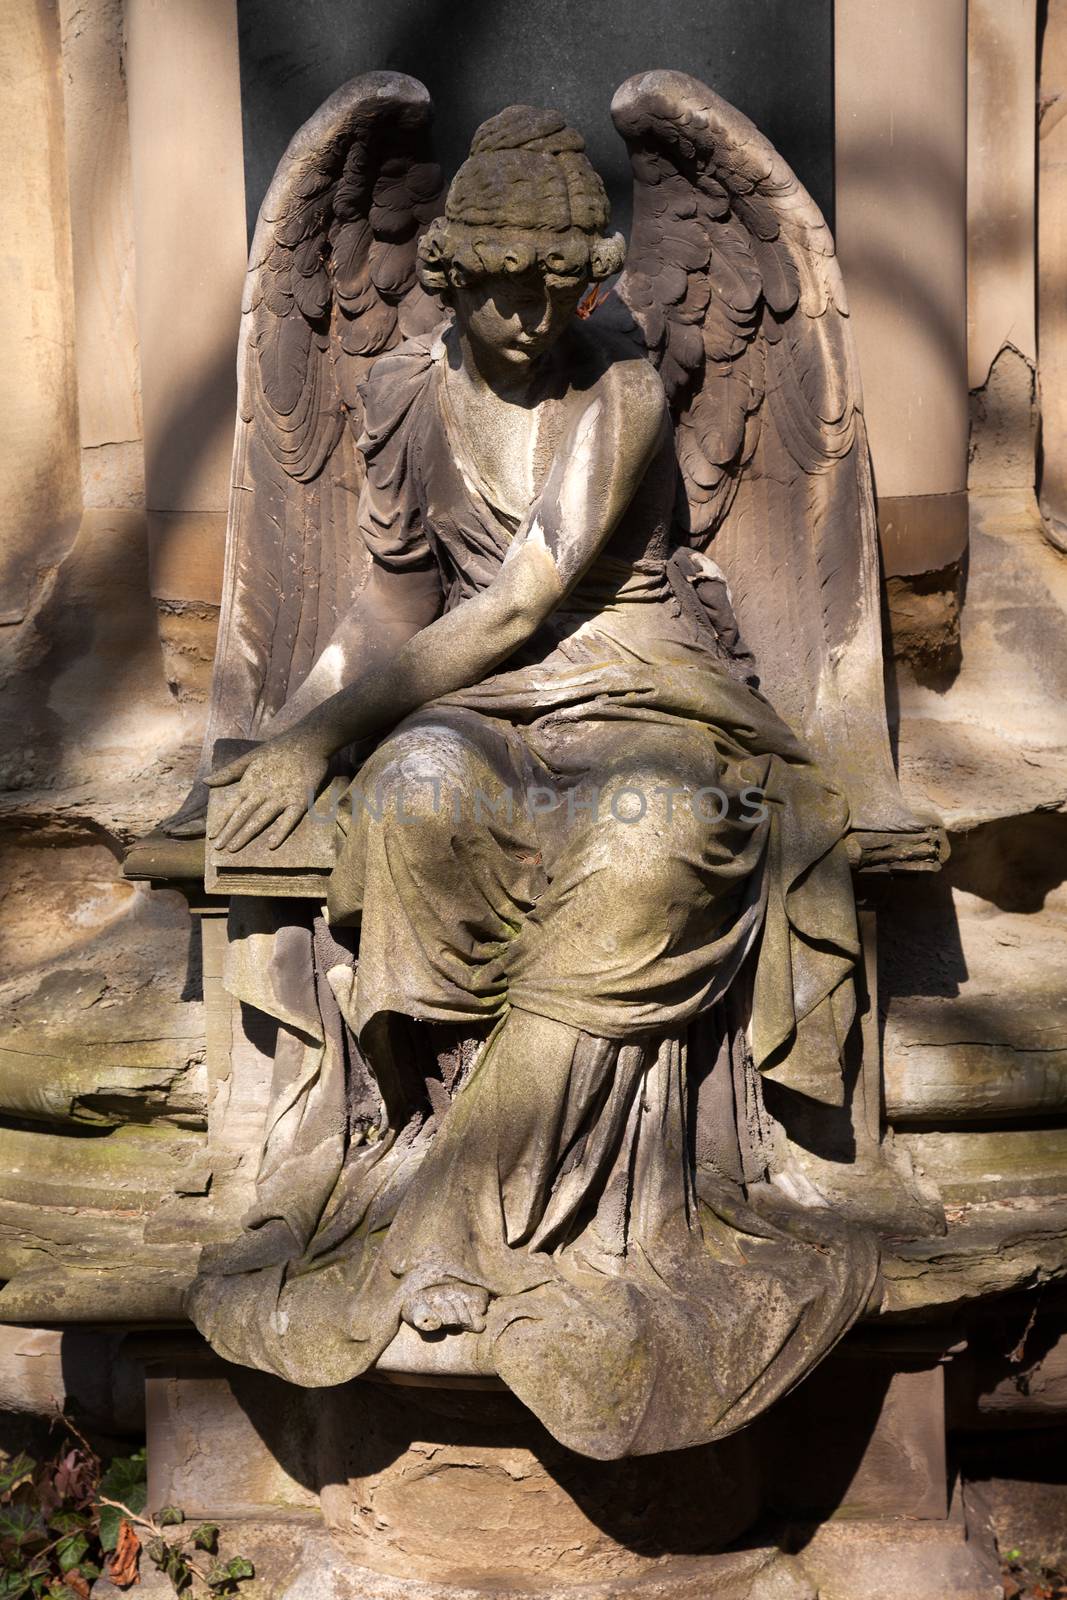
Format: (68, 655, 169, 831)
(763, 1351, 948, 1521)
(896, 492, 1067, 831)
(155, 600, 220, 708)
(834, 0, 968, 505)
(321, 1382, 762, 1585)
(883, 1198, 1067, 1317)
(0, 0, 82, 627)
(0, 509, 199, 823)
(1039, 0, 1067, 548)
(58, 0, 144, 507)
(100, 1524, 818, 1600)
(94, 1337, 1013, 1597)
(124, 0, 245, 532)
(881, 876, 1067, 1125)
(133, 1349, 816, 1598)
(969, 344, 1037, 494)
(967, 1, 1037, 392)
(968, 1473, 1067, 1576)
(0, 1325, 144, 1435)
(897, 1129, 1067, 1205)
(145, 1360, 320, 1520)
(885, 565, 964, 682)
(882, 485, 1067, 1160)
(0, 835, 205, 1125)
(794, 1494, 1003, 1600)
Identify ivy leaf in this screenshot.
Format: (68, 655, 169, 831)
(144, 1537, 167, 1568)
(0, 1570, 33, 1600)
(0, 1503, 46, 1548)
(55, 1533, 89, 1574)
(156, 1506, 184, 1527)
(45, 1514, 87, 1538)
(191, 1524, 219, 1553)
(163, 1547, 192, 1592)
(0, 1457, 35, 1499)
(96, 1453, 146, 1553)
(97, 1452, 146, 1504)
(207, 1556, 255, 1590)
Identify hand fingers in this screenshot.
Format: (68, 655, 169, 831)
(205, 751, 254, 788)
(210, 789, 264, 847)
(213, 788, 276, 849)
(225, 798, 286, 853)
(266, 804, 304, 850)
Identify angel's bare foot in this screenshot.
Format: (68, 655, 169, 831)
(401, 1277, 489, 1334)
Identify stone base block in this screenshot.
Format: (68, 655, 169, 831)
(317, 1380, 766, 1590)
(93, 1513, 1004, 1600)
(131, 1338, 1004, 1598)
(94, 1522, 815, 1600)
(793, 1506, 1003, 1600)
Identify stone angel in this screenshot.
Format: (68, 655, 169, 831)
(166, 69, 930, 1459)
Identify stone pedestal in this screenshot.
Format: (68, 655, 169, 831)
(127, 1334, 1006, 1598)
(316, 1380, 763, 1591)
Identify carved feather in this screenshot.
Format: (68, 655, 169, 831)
(610, 70, 919, 832)
(197, 72, 445, 777)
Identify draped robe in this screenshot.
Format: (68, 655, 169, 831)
(189, 327, 879, 1459)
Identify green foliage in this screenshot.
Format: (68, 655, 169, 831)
(96, 1448, 146, 1552)
(0, 1427, 252, 1600)
(144, 1531, 254, 1596)
(54, 1533, 89, 1574)
(0, 1427, 101, 1600)
(204, 1556, 255, 1595)
(0, 1461, 34, 1501)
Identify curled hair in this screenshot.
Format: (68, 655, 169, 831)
(417, 105, 625, 292)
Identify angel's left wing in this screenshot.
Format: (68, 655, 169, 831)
(165, 73, 444, 834)
(608, 71, 937, 847)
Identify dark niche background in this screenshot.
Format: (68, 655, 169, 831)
(236, 0, 833, 245)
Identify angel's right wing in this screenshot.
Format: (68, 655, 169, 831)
(608, 71, 941, 852)
(166, 73, 444, 832)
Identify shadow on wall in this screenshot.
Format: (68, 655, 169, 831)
(234, 0, 835, 245)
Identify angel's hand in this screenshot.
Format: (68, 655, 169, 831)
(206, 730, 330, 853)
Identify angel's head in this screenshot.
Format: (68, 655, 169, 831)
(417, 105, 625, 370)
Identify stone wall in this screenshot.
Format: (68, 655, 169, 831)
(0, 0, 244, 1302)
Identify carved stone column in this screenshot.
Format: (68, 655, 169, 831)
(124, 0, 246, 611)
(968, 0, 1038, 496)
(0, 0, 81, 625)
(1039, 0, 1067, 548)
(834, 0, 968, 676)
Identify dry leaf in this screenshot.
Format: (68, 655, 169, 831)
(52, 1447, 95, 1508)
(67, 1572, 91, 1599)
(107, 1518, 141, 1588)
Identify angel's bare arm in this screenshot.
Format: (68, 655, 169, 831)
(295, 361, 662, 745)
(259, 560, 443, 737)
(209, 356, 666, 850)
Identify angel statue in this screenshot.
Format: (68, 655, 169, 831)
(163, 69, 926, 1460)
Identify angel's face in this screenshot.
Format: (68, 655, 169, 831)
(453, 268, 586, 374)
